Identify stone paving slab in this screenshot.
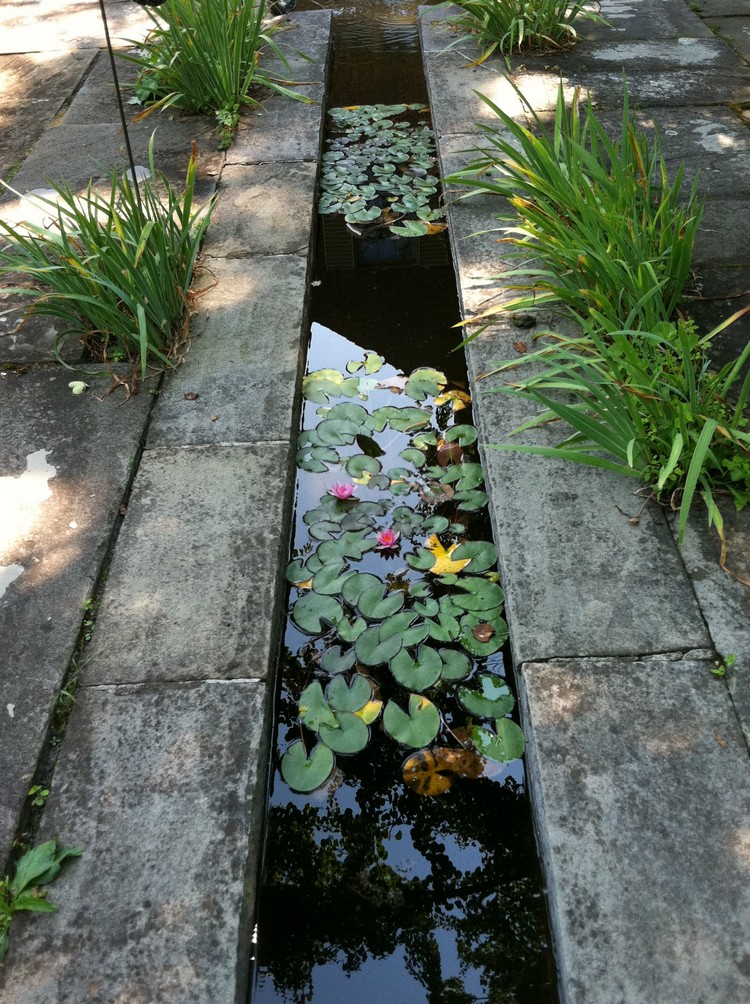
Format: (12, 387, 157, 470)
(679, 510, 750, 741)
(0, 0, 150, 54)
(0, 678, 269, 1004)
(84, 444, 292, 686)
(583, 0, 715, 41)
(693, 198, 750, 266)
(710, 16, 750, 61)
(699, 0, 750, 18)
(520, 656, 750, 1004)
(147, 255, 309, 448)
(0, 365, 151, 855)
(202, 162, 318, 258)
(520, 36, 738, 72)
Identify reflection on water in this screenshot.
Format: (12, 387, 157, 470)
(293, 0, 442, 103)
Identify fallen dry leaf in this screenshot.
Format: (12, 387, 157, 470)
(512, 341, 528, 354)
(403, 746, 484, 795)
(425, 533, 471, 575)
(472, 623, 496, 643)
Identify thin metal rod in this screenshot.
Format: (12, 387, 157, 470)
(97, 0, 143, 212)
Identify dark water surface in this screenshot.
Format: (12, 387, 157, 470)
(252, 3, 559, 1002)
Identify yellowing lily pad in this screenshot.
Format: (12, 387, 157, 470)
(434, 389, 471, 411)
(424, 534, 472, 576)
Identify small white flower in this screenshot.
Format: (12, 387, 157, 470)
(68, 381, 89, 396)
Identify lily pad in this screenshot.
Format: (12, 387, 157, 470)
(454, 489, 489, 512)
(296, 445, 340, 473)
(413, 431, 438, 450)
(459, 674, 514, 718)
(387, 407, 432, 432)
(285, 559, 309, 585)
(439, 648, 472, 682)
(471, 719, 525, 762)
(358, 584, 405, 621)
(422, 516, 450, 534)
(342, 572, 383, 605)
(302, 368, 344, 404)
(308, 519, 342, 542)
(452, 577, 504, 612)
(404, 368, 447, 402)
(408, 580, 432, 599)
(400, 447, 426, 468)
(355, 433, 386, 458)
(406, 547, 435, 572)
(346, 455, 382, 478)
(292, 593, 344, 634)
(390, 646, 442, 691)
(402, 620, 430, 647)
(327, 674, 372, 713)
(319, 711, 370, 754)
(312, 564, 355, 596)
(427, 612, 460, 643)
(280, 741, 335, 793)
(413, 597, 439, 618)
(337, 616, 368, 644)
(383, 695, 441, 747)
(450, 540, 497, 573)
(324, 402, 371, 426)
(355, 625, 404, 667)
(321, 646, 357, 674)
(379, 609, 419, 640)
(445, 424, 478, 446)
(440, 463, 484, 491)
(299, 681, 338, 731)
(459, 612, 508, 656)
(317, 418, 360, 446)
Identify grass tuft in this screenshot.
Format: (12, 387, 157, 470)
(0, 136, 214, 380)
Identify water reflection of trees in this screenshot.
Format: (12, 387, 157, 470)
(256, 734, 557, 1004)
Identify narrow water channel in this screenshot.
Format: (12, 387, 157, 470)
(251, 4, 559, 1001)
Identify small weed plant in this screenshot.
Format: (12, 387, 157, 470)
(0, 839, 83, 962)
(123, 0, 311, 147)
(446, 81, 703, 334)
(447, 0, 609, 62)
(0, 137, 214, 379)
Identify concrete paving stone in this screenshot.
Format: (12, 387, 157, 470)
(520, 656, 750, 1004)
(0, 301, 83, 365)
(693, 198, 750, 266)
(2, 116, 222, 209)
(0, 365, 151, 857)
(0, 678, 269, 1004)
(59, 47, 141, 126)
(682, 265, 750, 370)
(583, 0, 715, 41)
(679, 509, 750, 740)
(520, 36, 738, 72)
(228, 83, 328, 165)
(266, 11, 333, 85)
(697, 0, 750, 17)
(460, 321, 711, 664)
(202, 162, 318, 259)
(709, 16, 750, 62)
(0, 0, 150, 54)
(84, 443, 292, 686)
(147, 255, 309, 448)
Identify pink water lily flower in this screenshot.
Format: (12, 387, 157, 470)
(375, 528, 400, 550)
(329, 482, 356, 500)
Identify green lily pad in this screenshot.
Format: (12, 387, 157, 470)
(387, 407, 432, 432)
(324, 402, 371, 426)
(346, 455, 382, 478)
(454, 489, 489, 512)
(280, 741, 335, 793)
(383, 694, 441, 747)
(452, 577, 504, 612)
(422, 516, 450, 534)
(458, 611, 508, 656)
(317, 418, 360, 446)
(471, 719, 525, 762)
(390, 646, 442, 691)
(402, 620, 430, 647)
(319, 711, 370, 754)
(342, 572, 383, 605)
(459, 674, 514, 718)
(308, 519, 342, 542)
(413, 598, 439, 618)
(404, 368, 447, 402)
(413, 431, 438, 450)
(389, 220, 429, 238)
(285, 559, 309, 585)
(327, 674, 372, 713)
(400, 448, 426, 468)
(427, 612, 460, 642)
(440, 463, 484, 491)
(339, 529, 378, 560)
(408, 580, 432, 599)
(348, 351, 385, 375)
(445, 424, 478, 446)
(358, 584, 405, 621)
(355, 625, 404, 666)
(292, 594, 344, 634)
(437, 573, 458, 586)
(379, 609, 419, 640)
(312, 564, 355, 596)
(296, 445, 340, 473)
(337, 616, 368, 644)
(321, 646, 357, 675)
(302, 369, 344, 404)
(299, 681, 338, 731)
(406, 547, 435, 571)
(438, 648, 472, 682)
(450, 540, 497, 573)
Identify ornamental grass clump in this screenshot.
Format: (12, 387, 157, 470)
(446, 81, 703, 335)
(123, 0, 311, 147)
(0, 137, 214, 379)
(486, 310, 750, 556)
(448, 0, 609, 62)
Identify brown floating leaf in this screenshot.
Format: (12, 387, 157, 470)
(436, 440, 463, 467)
(472, 622, 496, 643)
(512, 341, 528, 354)
(184, 391, 199, 400)
(419, 482, 455, 504)
(425, 222, 448, 235)
(403, 746, 485, 796)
